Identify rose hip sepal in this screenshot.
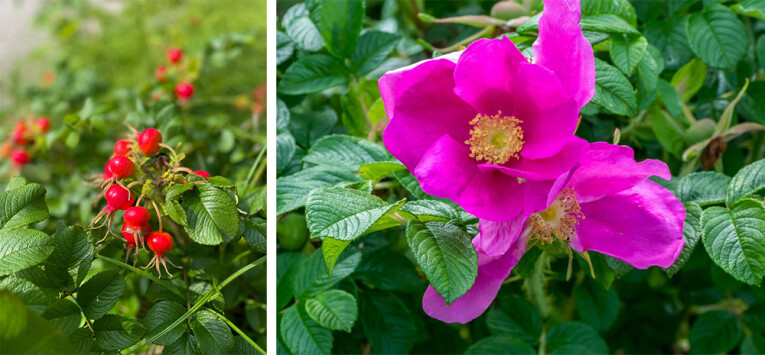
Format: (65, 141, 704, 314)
(422, 142, 686, 323)
(379, 0, 595, 223)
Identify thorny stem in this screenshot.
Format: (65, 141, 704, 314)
(64, 290, 95, 336)
(209, 309, 266, 355)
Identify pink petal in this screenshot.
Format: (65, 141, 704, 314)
(453, 37, 527, 114)
(381, 57, 475, 171)
(414, 135, 526, 222)
(568, 142, 671, 203)
(570, 180, 686, 269)
(423, 235, 527, 323)
(479, 136, 588, 181)
(476, 216, 525, 257)
(511, 63, 580, 159)
(533, 0, 595, 108)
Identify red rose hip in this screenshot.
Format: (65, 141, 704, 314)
(175, 82, 194, 100)
(138, 128, 162, 155)
(107, 156, 135, 178)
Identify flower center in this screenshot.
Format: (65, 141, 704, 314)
(528, 187, 584, 244)
(465, 112, 524, 165)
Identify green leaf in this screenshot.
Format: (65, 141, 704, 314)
(0, 180, 53, 276)
(610, 34, 647, 75)
(581, 0, 637, 26)
(77, 269, 125, 320)
(592, 58, 637, 116)
(310, 0, 364, 58)
(689, 310, 742, 354)
(0, 268, 58, 313)
(665, 202, 702, 277)
(277, 252, 306, 310)
(580, 14, 639, 35)
(278, 54, 348, 95)
(657, 79, 683, 117)
(362, 290, 416, 354)
(93, 314, 146, 350)
(464, 335, 535, 355)
(145, 301, 187, 346)
(276, 31, 295, 65)
(163, 333, 201, 355)
(306, 186, 403, 242)
(280, 303, 333, 355)
(277, 166, 364, 215)
(359, 161, 406, 180)
(321, 237, 351, 275)
(675, 171, 730, 205)
(732, 0, 765, 20)
(670, 58, 708, 102)
(726, 159, 765, 205)
(398, 200, 461, 222)
(340, 85, 368, 138)
(405, 220, 478, 305)
(651, 109, 685, 158)
(303, 135, 391, 171)
(242, 220, 267, 254)
(353, 249, 425, 292)
(190, 310, 235, 354)
(0, 291, 77, 354)
(289, 108, 338, 148)
(305, 290, 358, 332)
(575, 278, 620, 331)
(182, 183, 240, 245)
(546, 322, 609, 354)
(486, 294, 542, 345)
(644, 18, 692, 70)
(282, 3, 324, 51)
(292, 247, 362, 299)
(44, 223, 93, 290)
(350, 31, 400, 76)
(685, 4, 747, 69)
(277, 133, 296, 176)
(701, 199, 765, 286)
(41, 299, 82, 335)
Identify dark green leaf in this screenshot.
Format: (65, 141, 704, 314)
(689, 310, 742, 354)
(278, 55, 348, 95)
(303, 135, 391, 171)
(546, 322, 609, 354)
(93, 314, 145, 350)
(350, 31, 400, 76)
(685, 5, 747, 69)
(592, 58, 637, 116)
(190, 310, 234, 354)
(310, 0, 364, 58)
(145, 301, 187, 346)
(305, 290, 358, 332)
(362, 290, 416, 354)
(280, 303, 333, 355)
(575, 278, 620, 331)
(726, 159, 765, 205)
(675, 171, 730, 205)
(464, 335, 535, 355)
(77, 269, 125, 320)
(665, 202, 702, 277)
(277, 166, 364, 215)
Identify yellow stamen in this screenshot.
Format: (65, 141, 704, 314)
(528, 187, 584, 244)
(465, 112, 524, 165)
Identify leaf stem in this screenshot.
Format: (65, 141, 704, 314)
(209, 309, 266, 355)
(64, 290, 95, 336)
(95, 254, 186, 299)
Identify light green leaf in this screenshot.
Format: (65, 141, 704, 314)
(93, 314, 146, 350)
(77, 269, 125, 320)
(303, 135, 391, 171)
(190, 310, 234, 354)
(305, 186, 403, 241)
(701, 199, 765, 286)
(321, 237, 350, 275)
(145, 301, 187, 346)
(182, 183, 240, 245)
(405, 220, 477, 305)
(280, 303, 333, 355)
(276, 31, 295, 65)
(610, 35, 647, 75)
(398, 200, 461, 222)
(278, 54, 348, 95)
(685, 4, 747, 69)
(731, 0, 765, 21)
(592, 58, 637, 116)
(580, 14, 639, 35)
(671, 58, 708, 102)
(359, 161, 406, 180)
(726, 159, 765, 205)
(282, 3, 324, 51)
(305, 290, 358, 332)
(0, 180, 53, 276)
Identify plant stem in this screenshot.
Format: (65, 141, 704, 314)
(245, 147, 266, 191)
(65, 290, 95, 336)
(525, 252, 551, 319)
(209, 309, 266, 355)
(96, 254, 186, 299)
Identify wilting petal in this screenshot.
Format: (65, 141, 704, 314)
(476, 216, 525, 257)
(381, 57, 475, 171)
(480, 136, 588, 181)
(453, 37, 526, 115)
(533, 0, 595, 108)
(423, 235, 527, 323)
(571, 180, 685, 269)
(567, 142, 671, 203)
(511, 63, 579, 160)
(415, 135, 525, 221)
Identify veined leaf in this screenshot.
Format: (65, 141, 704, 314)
(592, 58, 637, 116)
(726, 159, 765, 205)
(280, 302, 333, 355)
(305, 290, 358, 332)
(277, 166, 363, 215)
(664, 202, 702, 277)
(182, 183, 240, 245)
(303, 135, 392, 171)
(685, 4, 747, 69)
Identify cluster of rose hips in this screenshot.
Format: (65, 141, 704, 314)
(1, 117, 50, 167)
(154, 48, 194, 102)
(92, 127, 208, 277)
